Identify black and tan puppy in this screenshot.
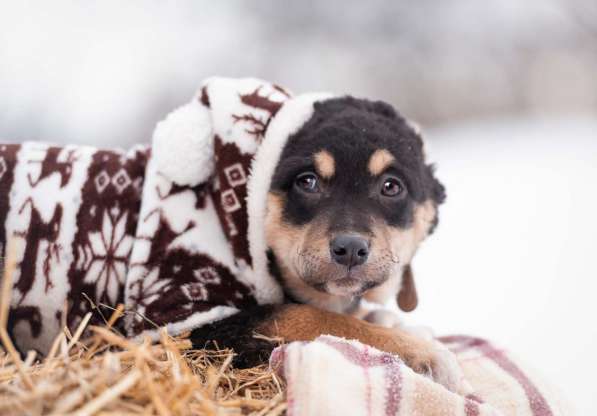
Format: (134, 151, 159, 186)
(2, 79, 459, 389)
(191, 97, 457, 386)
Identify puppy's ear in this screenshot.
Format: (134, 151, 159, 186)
(397, 265, 418, 312)
(426, 164, 446, 206)
(424, 164, 445, 235)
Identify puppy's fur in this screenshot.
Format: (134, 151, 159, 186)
(191, 97, 448, 382)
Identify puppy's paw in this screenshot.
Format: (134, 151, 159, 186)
(363, 309, 402, 328)
(427, 342, 473, 395)
(402, 339, 472, 394)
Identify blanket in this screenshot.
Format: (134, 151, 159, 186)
(4, 77, 311, 353)
(270, 335, 570, 416)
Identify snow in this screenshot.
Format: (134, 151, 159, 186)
(408, 117, 597, 414)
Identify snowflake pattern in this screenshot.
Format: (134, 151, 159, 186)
(129, 267, 171, 308)
(83, 209, 133, 303)
(2, 78, 294, 354)
(182, 268, 221, 302)
(128, 267, 172, 330)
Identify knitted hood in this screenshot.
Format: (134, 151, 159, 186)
(4, 76, 339, 354)
(124, 77, 334, 338)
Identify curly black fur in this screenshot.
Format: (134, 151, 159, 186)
(270, 96, 445, 231)
(190, 305, 280, 368)
(191, 96, 446, 367)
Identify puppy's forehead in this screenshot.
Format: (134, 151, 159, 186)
(312, 146, 396, 178)
(313, 150, 335, 179)
(275, 96, 427, 188)
(368, 149, 395, 176)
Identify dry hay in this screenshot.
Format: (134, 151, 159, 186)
(0, 245, 286, 416)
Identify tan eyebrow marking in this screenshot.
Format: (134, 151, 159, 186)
(313, 150, 335, 179)
(368, 149, 395, 176)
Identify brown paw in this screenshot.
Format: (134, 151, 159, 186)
(401, 339, 472, 394)
(402, 348, 435, 378)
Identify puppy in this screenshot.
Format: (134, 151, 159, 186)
(190, 97, 459, 389)
(2, 78, 461, 391)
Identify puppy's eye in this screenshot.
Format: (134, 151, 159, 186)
(381, 176, 405, 197)
(294, 172, 320, 193)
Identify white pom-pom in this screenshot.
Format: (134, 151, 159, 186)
(152, 101, 214, 186)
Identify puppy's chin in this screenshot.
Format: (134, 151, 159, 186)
(310, 272, 385, 298)
(324, 279, 365, 297)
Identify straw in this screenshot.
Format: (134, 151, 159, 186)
(0, 240, 286, 415)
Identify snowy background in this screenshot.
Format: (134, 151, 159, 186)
(413, 118, 597, 414)
(1, 1, 596, 413)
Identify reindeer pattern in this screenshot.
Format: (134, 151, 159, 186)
(2, 78, 292, 354)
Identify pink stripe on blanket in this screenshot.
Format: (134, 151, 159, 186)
(464, 392, 485, 416)
(318, 336, 402, 416)
(465, 398, 480, 416)
(439, 335, 553, 416)
(362, 346, 373, 416)
(287, 346, 303, 415)
(438, 335, 487, 354)
(466, 393, 485, 404)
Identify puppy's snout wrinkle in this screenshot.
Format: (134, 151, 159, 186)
(330, 235, 370, 267)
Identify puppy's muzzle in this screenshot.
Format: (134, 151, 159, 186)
(330, 234, 370, 268)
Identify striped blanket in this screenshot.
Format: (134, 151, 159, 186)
(270, 335, 570, 416)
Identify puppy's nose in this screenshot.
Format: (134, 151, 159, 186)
(330, 235, 370, 267)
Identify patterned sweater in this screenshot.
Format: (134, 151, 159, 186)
(4, 77, 332, 354)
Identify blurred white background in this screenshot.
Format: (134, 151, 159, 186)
(412, 119, 597, 415)
(1, 1, 595, 413)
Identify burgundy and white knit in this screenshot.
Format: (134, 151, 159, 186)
(3, 77, 305, 353)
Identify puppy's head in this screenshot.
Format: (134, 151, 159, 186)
(264, 97, 445, 311)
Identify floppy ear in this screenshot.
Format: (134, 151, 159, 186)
(397, 265, 418, 312)
(427, 164, 446, 206)
(423, 164, 446, 235)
